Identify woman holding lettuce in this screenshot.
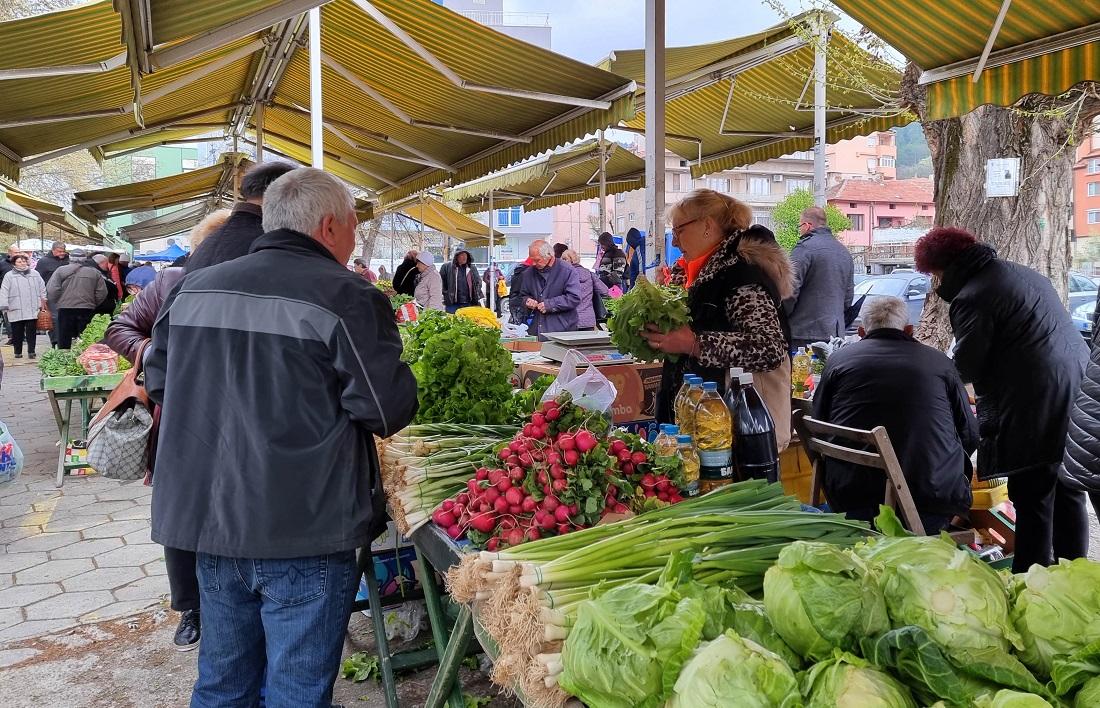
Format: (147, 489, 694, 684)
(641, 189, 793, 450)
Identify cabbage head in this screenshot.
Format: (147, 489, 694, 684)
(802, 651, 917, 708)
(855, 533, 1022, 656)
(1075, 676, 1100, 708)
(665, 630, 801, 708)
(1010, 558, 1100, 678)
(974, 689, 1054, 707)
(763, 541, 889, 660)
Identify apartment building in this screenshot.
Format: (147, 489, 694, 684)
(103, 145, 202, 253)
(1074, 126, 1100, 241)
(827, 177, 935, 248)
(825, 131, 898, 184)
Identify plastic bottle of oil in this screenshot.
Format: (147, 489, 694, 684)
(792, 347, 811, 398)
(676, 434, 701, 497)
(676, 377, 704, 440)
(695, 382, 734, 490)
(655, 424, 680, 458)
(672, 377, 696, 435)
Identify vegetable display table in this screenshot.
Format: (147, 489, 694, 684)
(41, 373, 123, 487)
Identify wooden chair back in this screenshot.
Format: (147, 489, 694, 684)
(791, 409, 925, 536)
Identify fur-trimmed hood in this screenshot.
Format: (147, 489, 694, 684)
(673, 225, 794, 300)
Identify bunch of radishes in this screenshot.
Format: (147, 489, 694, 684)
(431, 393, 688, 550)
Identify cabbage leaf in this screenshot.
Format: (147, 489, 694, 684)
(801, 650, 918, 708)
(665, 630, 801, 708)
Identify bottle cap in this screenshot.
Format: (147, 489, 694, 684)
(677, 435, 692, 444)
(730, 367, 743, 378)
(659, 424, 671, 434)
(739, 373, 754, 385)
(667, 425, 679, 435)
(702, 382, 718, 390)
(688, 376, 702, 384)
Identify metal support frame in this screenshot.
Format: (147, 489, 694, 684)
(813, 16, 829, 208)
(597, 131, 608, 234)
(488, 189, 494, 311)
(309, 7, 324, 168)
(256, 104, 265, 161)
(0, 52, 126, 81)
(260, 124, 400, 187)
(645, 0, 666, 269)
(973, 0, 1015, 82)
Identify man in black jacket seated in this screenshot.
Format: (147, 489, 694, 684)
(185, 161, 296, 273)
(146, 168, 418, 708)
(812, 295, 978, 534)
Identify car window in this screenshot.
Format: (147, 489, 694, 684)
(858, 279, 907, 297)
(1073, 275, 1097, 292)
(907, 276, 930, 294)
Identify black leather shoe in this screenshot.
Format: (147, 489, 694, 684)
(173, 609, 200, 651)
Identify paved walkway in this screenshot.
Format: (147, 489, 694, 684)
(0, 353, 167, 647)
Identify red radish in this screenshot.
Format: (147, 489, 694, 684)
(613, 503, 629, 514)
(484, 487, 501, 504)
(546, 451, 562, 465)
(508, 504, 522, 515)
(645, 490, 656, 498)
(525, 528, 541, 542)
(519, 453, 534, 467)
(539, 514, 556, 531)
(469, 512, 497, 533)
(656, 479, 672, 494)
(489, 469, 504, 486)
(432, 509, 456, 527)
(549, 464, 566, 480)
(457, 493, 470, 505)
(543, 485, 552, 495)
(467, 479, 481, 496)
(543, 399, 559, 410)
(609, 440, 627, 455)
(509, 468, 525, 482)
(505, 487, 525, 506)
(507, 455, 521, 467)
(605, 494, 616, 508)
(658, 492, 669, 502)
(558, 434, 575, 451)
(554, 505, 571, 523)
(523, 423, 535, 437)
(496, 478, 512, 492)
(563, 450, 580, 467)
(534, 509, 548, 523)
(575, 431, 598, 453)
(493, 497, 510, 514)
(542, 495, 560, 512)
(568, 504, 579, 515)
(621, 462, 635, 476)
(475, 467, 489, 481)
(446, 524, 463, 540)
(499, 516, 517, 530)
(498, 448, 511, 461)
(556, 523, 570, 535)
(452, 503, 466, 517)
(640, 474, 658, 492)
(532, 412, 546, 427)
(631, 451, 647, 465)
(441, 499, 455, 512)
(522, 497, 538, 513)
(668, 493, 684, 504)
(551, 478, 568, 493)
(617, 449, 633, 464)
(545, 407, 560, 421)
(530, 427, 545, 440)
(487, 537, 500, 552)
(537, 471, 549, 485)
(503, 528, 524, 547)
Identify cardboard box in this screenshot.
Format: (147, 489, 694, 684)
(501, 339, 543, 352)
(779, 438, 814, 505)
(616, 420, 662, 442)
(356, 547, 421, 606)
(970, 502, 1016, 554)
(519, 361, 664, 423)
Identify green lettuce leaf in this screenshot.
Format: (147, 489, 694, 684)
(974, 689, 1055, 707)
(665, 630, 802, 708)
(763, 541, 889, 661)
(801, 650, 918, 708)
(1074, 676, 1100, 708)
(607, 277, 690, 362)
(1050, 641, 1100, 697)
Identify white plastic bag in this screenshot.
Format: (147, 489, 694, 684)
(0, 420, 24, 488)
(540, 349, 618, 415)
(501, 322, 529, 338)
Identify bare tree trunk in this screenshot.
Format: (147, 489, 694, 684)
(902, 65, 1100, 351)
(359, 217, 382, 261)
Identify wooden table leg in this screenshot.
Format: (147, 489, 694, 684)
(417, 548, 470, 708)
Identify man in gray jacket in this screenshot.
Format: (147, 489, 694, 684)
(785, 207, 854, 350)
(46, 248, 107, 349)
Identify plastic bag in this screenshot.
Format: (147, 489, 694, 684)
(77, 344, 119, 375)
(540, 349, 618, 415)
(607, 285, 624, 299)
(362, 600, 426, 642)
(395, 301, 418, 323)
(501, 323, 529, 338)
(0, 420, 24, 488)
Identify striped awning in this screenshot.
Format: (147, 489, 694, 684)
(71, 153, 252, 222)
(0, 192, 38, 233)
(0, 183, 95, 238)
(383, 197, 499, 248)
(606, 14, 908, 177)
(444, 139, 645, 213)
(830, 0, 1100, 120)
(0, 0, 635, 204)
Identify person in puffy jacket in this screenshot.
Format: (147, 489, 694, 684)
(596, 232, 627, 288)
(1060, 288, 1100, 518)
(0, 254, 46, 358)
(413, 252, 444, 311)
(439, 248, 482, 313)
(561, 249, 607, 329)
(915, 227, 1088, 572)
(393, 250, 419, 297)
(624, 227, 645, 290)
(509, 260, 531, 326)
(46, 248, 107, 349)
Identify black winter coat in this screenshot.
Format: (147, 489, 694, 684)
(1061, 290, 1100, 492)
(35, 253, 69, 286)
(393, 257, 419, 297)
(813, 328, 978, 517)
(509, 263, 531, 325)
(185, 203, 263, 273)
(939, 244, 1087, 480)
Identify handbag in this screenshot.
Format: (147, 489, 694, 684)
(35, 308, 52, 332)
(86, 340, 153, 481)
(592, 282, 609, 322)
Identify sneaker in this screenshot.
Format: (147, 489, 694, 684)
(27, 353, 35, 359)
(13, 354, 21, 359)
(173, 609, 200, 651)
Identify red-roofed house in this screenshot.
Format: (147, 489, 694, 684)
(827, 178, 936, 248)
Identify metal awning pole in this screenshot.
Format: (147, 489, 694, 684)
(309, 7, 324, 169)
(419, 197, 424, 251)
(598, 130, 608, 235)
(256, 104, 265, 162)
(813, 16, 829, 208)
(232, 136, 241, 200)
(488, 189, 494, 313)
(645, 0, 666, 271)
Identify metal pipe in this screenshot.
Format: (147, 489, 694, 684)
(973, 0, 1015, 82)
(309, 7, 324, 168)
(645, 0, 667, 270)
(813, 15, 829, 208)
(488, 189, 494, 313)
(233, 136, 241, 200)
(598, 130, 607, 235)
(0, 52, 126, 81)
(256, 104, 265, 161)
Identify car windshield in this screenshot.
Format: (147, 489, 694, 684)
(854, 278, 907, 297)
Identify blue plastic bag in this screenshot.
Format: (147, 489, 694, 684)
(0, 420, 24, 488)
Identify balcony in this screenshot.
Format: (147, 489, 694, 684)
(457, 11, 550, 27)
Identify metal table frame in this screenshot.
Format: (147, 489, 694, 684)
(41, 373, 123, 487)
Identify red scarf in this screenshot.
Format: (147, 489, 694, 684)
(676, 243, 721, 287)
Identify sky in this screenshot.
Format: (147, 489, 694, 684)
(506, 0, 809, 64)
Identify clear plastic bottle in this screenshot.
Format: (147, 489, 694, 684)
(730, 372, 780, 483)
(695, 382, 734, 489)
(672, 377, 696, 435)
(676, 377, 704, 439)
(655, 424, 680, 458)
(676, 434, 701, 497)
(792, 347, 810, 397)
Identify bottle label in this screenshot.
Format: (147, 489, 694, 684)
(681, 481, 701, 498)
(698, 448, 733, 480)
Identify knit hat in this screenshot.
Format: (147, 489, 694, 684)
(416, 252, 435, 267)
(70, 248, 88, 258)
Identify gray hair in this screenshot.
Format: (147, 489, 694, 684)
(529, 240, 553, 259)
(860, 296, 909, 332)
(261, 168, 356, 236)
(801, 206, 827, 229)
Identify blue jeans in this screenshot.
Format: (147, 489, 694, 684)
(191, 551, 359, 708)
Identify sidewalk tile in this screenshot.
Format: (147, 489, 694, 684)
(143, 559, 167, 576)
(49, 538, 123, 561)
(4, 532, 81, 554)
(15, 558, 93, 584)
(113, 575, 169, 602)
(109, 506, 152, 521)
(94, 544, 164, 568)
(0, 619, 72, 644)
(0, 608, 23, 631)
(0, 583, 62, 609)
(81, 520, 148, 540)
(71, 500, 140, 518)
(0, 552, 48, 574)
(80, 598, 164, 624)
(0, 525, 43, 545)
(24, 590, 114, 621)
(93, 485, 151, 502)
(42, 514, 111, 533)
(62, 566, 145, 592)
(0, 648, 42, 668)
(121, 529, 153, 545)
(0, 491, 49, 508)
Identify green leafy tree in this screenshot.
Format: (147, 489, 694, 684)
(771, 189, 852, 251)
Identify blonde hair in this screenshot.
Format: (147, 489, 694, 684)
(669, 188, 752, 236)
(189, 209, 232, 250)
(560, 249, 580, 264)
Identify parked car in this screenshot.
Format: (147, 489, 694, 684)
(1068, 271, 1099, 312)
(1073, 298, 1096, 339)
(848, 272, 932, 331)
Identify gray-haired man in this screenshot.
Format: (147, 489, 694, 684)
(812, 295, 978, 534)
(36, 240, 69, 346)
(146, 168, 418, 708)
(785, 206, 854, 349)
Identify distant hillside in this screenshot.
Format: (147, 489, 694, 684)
(894, 122, 933, 179)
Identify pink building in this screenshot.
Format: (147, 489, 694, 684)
(825, 131, 898, 183)
(549, 197, 611, 259)
(827, 178, 935, 247)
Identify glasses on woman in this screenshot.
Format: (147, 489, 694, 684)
(672, 219, 698, 236)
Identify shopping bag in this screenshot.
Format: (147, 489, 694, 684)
(78, 344, 120, 375)
(0, 419, 24, 488)
(86, 341, 152, 481)
(35, 308, 52, 332)
(607, 285, 624, 299)
(540, 349, 618, 415)
(395, 302, 418, 323)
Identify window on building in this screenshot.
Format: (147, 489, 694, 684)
(616, 192, 626, 202)
(590, 201, 600, 215)
(1089, 159, 1100, 174)
(867, 136, 877, 147)
(867, 158, 877, 173)
(921, 204, 930, 210)
(848, 213, 865, 231)
(786, 178, 812, 193)
(131, 155, 156, 182)
(181, 158, 198, 172)
(496, 206, 521, 227)
(1089, 210, 1100, 224)
(629, 213, 636, 222)
(878, 133, 893, 146)
(888, 203, 896, 210)
(879, 156, 896, 168)
(748, 177, 770, 195)
(878, 217, 893, 228)
(707, 178, 730, 193)
(1090, 182, 1100, 197)
(617, 216, 625, 231)
(849, 202, 856, 209)
(753, 211, 773, 229)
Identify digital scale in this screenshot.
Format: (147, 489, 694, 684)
(539, 331, 634, 365)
